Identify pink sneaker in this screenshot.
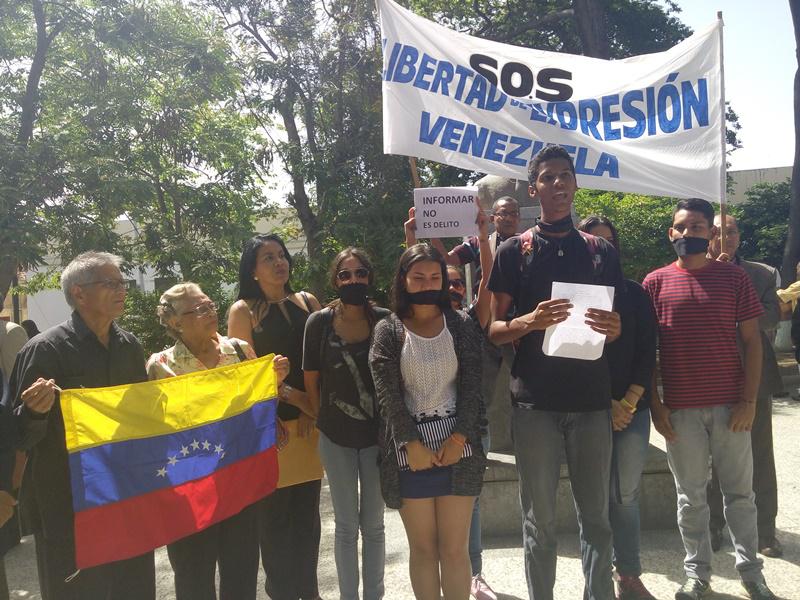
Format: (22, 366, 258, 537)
(471, 574, 498, 600)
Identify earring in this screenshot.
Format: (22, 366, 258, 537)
(254, 276, 259, 281)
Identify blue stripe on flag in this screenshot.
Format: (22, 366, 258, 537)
(69, 399, 277, 512)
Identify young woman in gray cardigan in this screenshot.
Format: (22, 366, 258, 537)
(369, 243, 486, 600)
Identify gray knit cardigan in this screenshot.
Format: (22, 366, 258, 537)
(368, 309, 487, 509)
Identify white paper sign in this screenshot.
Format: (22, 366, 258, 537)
(413, 186, 479, 238)
(378, 0, 724, 201)
(542, 281, 615, 361)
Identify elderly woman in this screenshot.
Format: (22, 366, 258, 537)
(146, 282, 289, 600)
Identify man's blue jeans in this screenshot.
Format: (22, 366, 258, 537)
(666, 405, 763, 583)
(318, 432, 385, 600)
(513, 406, 613, 600)
(609, 407, 650, 577)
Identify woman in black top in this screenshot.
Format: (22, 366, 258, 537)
(303, 248, 389, 600)
(577, 216, 657, 600)
(228, 234, 323, 600)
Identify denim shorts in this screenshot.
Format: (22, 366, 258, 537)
(399, 465, 453, 498)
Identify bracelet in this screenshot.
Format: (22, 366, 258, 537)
(619, 398, 637, 413)
(279, 383, 294, 400)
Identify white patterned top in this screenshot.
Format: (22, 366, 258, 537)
(399, 315, 458, 421)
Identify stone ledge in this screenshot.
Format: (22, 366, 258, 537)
(480, 444, 677, 538)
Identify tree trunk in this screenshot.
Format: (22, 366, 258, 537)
(783, 0, 800, 284)
(0, 1, 60, 301)
(572, 0, 611, 59)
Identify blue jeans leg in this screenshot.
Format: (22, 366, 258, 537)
(468, 434, 491, 576)
(609, 408, 650, 577)
(320, 432, 386, 600)
(357, 444, 385, 600)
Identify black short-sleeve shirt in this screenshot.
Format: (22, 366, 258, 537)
(303, 307, 390, 448)
(487, 228, 625, 412)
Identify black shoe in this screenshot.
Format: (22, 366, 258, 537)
(759, 536, 784, 558)
(742, 580, 778, 600)
(675, 579, 711, 600)
(710, 527, 723, 552)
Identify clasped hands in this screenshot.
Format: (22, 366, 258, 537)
(405, 435, 466, 471)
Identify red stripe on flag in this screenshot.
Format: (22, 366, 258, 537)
(73, 446, 278, 569)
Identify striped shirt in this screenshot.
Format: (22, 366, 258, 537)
(642, 260, 762, 409)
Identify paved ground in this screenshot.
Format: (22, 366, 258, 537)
(6, 373, 800, 599)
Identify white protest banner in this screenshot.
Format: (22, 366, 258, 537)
(413, 187, 479, 238)
(378, 0, 724, 201)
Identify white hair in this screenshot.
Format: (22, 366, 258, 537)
(157, 282, 204, 339)
(60, 251, 124, 308)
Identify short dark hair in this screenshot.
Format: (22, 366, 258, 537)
(576, 215, 620, 252)
(391, 243, 451, 319)
(236, 233, 294, 301)
(492, 196, 519, 213)
(528, 145, 575, 186)
(673, 198, 715, 228)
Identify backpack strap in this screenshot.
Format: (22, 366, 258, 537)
(518, 228, 538, 293)
(231, 339, 248, 362)
(299, 291, 313, 313)
(318, 307, 335, 367)
(577, 231, 605, 279)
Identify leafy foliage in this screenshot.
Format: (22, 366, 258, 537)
(734, 180, 791, 269)
(574, 190, 676, 282)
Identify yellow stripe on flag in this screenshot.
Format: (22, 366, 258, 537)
(62, 354, 277, 453)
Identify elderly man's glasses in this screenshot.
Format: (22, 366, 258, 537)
(81, 279, 132, 291)
(182, 302, 217, 317)
(336, 268, 369, 282)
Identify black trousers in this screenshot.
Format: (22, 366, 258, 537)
(33, 528, 154, 600)
(167, 503, 259, 600)
(260, 479, 322, 600)
(709, 392, 778, 539)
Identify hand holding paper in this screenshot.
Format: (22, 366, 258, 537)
(542, 282, 615, 360)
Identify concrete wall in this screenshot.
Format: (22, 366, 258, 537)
(728, 166, 792, 205)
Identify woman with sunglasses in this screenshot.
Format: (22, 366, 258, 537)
(576, 216, 658, 600)
(302, 248, 390, 600)
(370, 243, 486, 600)
(146, 282, 289, 600)
(228, 234, 323, 600)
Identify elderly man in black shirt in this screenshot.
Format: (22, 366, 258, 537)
(8, 251, 155, 600)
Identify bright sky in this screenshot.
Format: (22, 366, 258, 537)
(675, 1, 795, 171)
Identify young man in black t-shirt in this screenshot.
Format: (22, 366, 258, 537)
(488, 145, 623, 600)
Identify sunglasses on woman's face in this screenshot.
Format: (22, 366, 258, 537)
(336, 268, 369, 282)
(449, 278, 465, 288)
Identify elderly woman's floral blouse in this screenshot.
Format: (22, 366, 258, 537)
(146, 333, 256, 379)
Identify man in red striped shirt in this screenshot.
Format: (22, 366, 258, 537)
(643, 198, 775, 600)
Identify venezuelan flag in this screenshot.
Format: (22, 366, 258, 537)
(61, 354, 279, 569)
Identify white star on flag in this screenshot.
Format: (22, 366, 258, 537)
(156, 467, 167, 477)
(214, 444, 224, 455)
(202, 440, 211, 450)
(180, 446, 189, 457)
(191, 440, 200, 451)
(168, 455, 178, 466)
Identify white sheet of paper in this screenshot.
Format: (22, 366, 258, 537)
(542, 281, 615, 361)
